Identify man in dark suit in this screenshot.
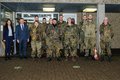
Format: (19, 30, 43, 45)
(16, 18, 29, 59)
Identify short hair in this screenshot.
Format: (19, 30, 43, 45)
(43, 18, 46, 20)
(59, 14, 63, 16)
(71, 18, 75, 24)
(19, 18, 24, 21)
(34, 15, 39, 17)
(53, 18, 57, 21)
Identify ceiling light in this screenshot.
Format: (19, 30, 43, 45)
(83, 8, 97, 12)
(43, 8, 55, 12)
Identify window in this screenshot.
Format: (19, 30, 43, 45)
(16, 12, 59, 23)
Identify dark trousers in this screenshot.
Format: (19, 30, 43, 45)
(5, 36, 13, 58)
(19, 39, 27, 58)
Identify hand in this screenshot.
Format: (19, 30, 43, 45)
(17, 40, 19, 43)
(3, 40, 6, 42)
(13, 40, 15, 42)
(27, 39, 29, 42)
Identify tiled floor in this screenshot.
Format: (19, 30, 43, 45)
(0, 56, 120, 80)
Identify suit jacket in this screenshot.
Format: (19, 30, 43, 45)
(16, 24, 29, 41)
(3, 26, 14, 41)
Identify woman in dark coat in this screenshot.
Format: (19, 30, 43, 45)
(3, 19, 14, 60)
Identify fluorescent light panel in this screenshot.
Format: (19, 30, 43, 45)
(43, 8, 55, 12)
(83, 8, 97, 12)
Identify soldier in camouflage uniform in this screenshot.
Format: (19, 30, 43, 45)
(58, 14, 67, 57)
(84, 14, 96, 58)
(100, 17, 114, 62)
(41, 18, 48, 55)
(46, 18, 62, 61)
(64, 17, 78, 61)
(46, 18, 53, 61)
(58, 14, 67, 41)
(30, 21, 42, 59)
(71, 18, 80, 57)
(78, 15, 87, 53)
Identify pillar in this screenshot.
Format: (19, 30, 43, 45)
(96, 3, 105, 54)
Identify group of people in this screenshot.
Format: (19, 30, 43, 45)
(2, 14, 114, 62)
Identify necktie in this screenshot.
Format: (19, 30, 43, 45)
(22, 25, 24, 30)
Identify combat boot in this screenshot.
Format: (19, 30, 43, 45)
(100, 55, 105, 62)
(47, 57, 52, 62)
(72, 56, 76, 62)
(65, 56, 68, 61)
(57, 57, 61, 61)
(108, 55, 112, 62)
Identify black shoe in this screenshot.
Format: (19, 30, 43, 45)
(85, 56, 89, 60)
(100, 55, 104, 62)
(5, 58, 8, 61)
(8, 57, 11, 60)
(92, 56, 96, 61)
(24, 56, 27, 59)
(19, 56, 23, 59)
(5, 56, 9, 61)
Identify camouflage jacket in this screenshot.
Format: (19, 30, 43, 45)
(100, 23, 114, 42)
(46, 24, 61, 42)
(41, 23, 48, 32)
(57, 21, 67, 35)
(79, 20, 88, 32)
(78, 21, 87, 42)
(64, 24, 78, 40)
(30, 25, 42, 41)
(84, 22, 96, 38)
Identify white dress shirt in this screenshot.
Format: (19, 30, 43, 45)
(20, 24, 24, 30)
(8, 26, 13, 36)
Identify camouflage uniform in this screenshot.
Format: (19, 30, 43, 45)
(46, 24, 62, 60)
(41, 23, 48, 54)
(30, 24, 42, 58)
(84, 21, 96, 56)
(58, 21, 67, 42)
(78, 20, 87, 52)
(58, 21, 67, 56)
(41, 23, 47, 39)
(100, 23, 113, 61)
(46, 24, 53, 58)
(64, 24, 78, 58)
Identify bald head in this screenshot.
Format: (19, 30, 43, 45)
(103, 17, 109, 25)
(104, 17, 108, 21)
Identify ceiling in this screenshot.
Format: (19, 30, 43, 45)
(1, 2, 120, 13)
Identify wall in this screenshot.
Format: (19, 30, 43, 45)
(106, 13, 120, 48)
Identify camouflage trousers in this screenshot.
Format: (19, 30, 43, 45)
(31, 41, 42, 58)
(84, 37, 96, 56)
(79, 43, 85, 52)
(100, 41, 112, 56)
(64, 37, 77, 57)
(46, 38, 62, 58)
(79, 39, 85, 52)
(53, 41, 62, 57)
(46, 38, 52, 57)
